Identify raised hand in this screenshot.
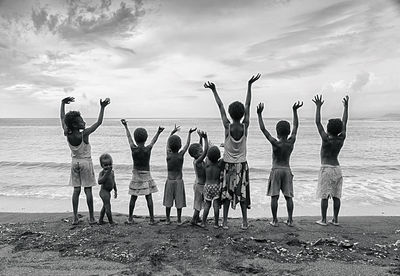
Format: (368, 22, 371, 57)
(256, 103, 264, 114)
(189, 127, 197, 134)
(62, 97, 75, 104)
(158, 126, 165, 133)
(342, 95, 349, 107)
(121, 119, 127, 126)
(292, 101, 304, 110)
(100, 98, 110, 107)
(201, 131, 207, 138)
(197, 129, 202, 137)
(171, 124, 181, 135)
(312, 95, 324, 107)
(204, 81, 216, 91)
(248, 73, 261, 85)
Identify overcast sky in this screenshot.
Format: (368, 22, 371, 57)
(0, 0, 399, 118)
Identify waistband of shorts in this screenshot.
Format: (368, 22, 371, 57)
(271, 166, 291, 170)
(320, 164, 340, 168)
(132, 169, 151, 173)
(71, 157, 92, 161)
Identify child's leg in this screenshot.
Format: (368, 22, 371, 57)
(100, 190, 113, 224)
(320, 198, 328, 223)
(177, 208, 182, 224)
(271, 195, 279, 223)
(191, 210, 200, 225)
(165, 207, 171, 224)
(332, 197, 341, 223)
(213, 200, 220, 227)
(145, 194, 155, 223)
(72, 187, 81, 224)
(240, 201, 248, 228)
(202, 200, 212, 227)
(284, 196, 294, 224)
(99, 206, 105, 223)
(84, 187, 95, 223)
(222, 199, 230, 228)
(128, 195, 138, 223)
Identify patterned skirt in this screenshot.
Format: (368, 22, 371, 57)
(129, 169, 158, 196)
(221, 161, 250, 209)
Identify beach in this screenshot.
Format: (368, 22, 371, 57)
(0, 212, 399, 275)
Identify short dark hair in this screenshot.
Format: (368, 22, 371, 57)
(64, 111, 81, 131)
(168, 135, 182, 152)
(228, 101, 245, 120)
(99, 153, 113, 164)
(327, 118, 343, 136)
(188, 143, 202, 158)
(134, 128, 148, 143)
(276, 120, 290, 137)
(207, 146, 221, 163)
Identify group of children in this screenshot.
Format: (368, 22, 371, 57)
(60, 74, 349, 228)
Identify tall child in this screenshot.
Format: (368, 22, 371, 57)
(188, 130, 208, 225)
(313, 95, 349, 226)
(121, 119, 164, 225)
(257, 101, 303, 227)
(204, 73, 261, 229)
(164, 125, 197, 225)
(60, 96, 110, 225)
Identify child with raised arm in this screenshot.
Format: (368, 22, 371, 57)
(98, 153, 117, 225)
(204, 73, 260, 230)
(188, 130, 208, 225)
(60, 96, 110, 225)
(313, 95, 349, 226)
(121, 119, 164, 225)
(257, 101, 303, 227)
(164, 125, 197, 225)
(201, 145, 223, 229)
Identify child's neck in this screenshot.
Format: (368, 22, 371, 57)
(137, 142, 145, 147)
(232, 119, 241, 124)
(278, 136, 288, 141)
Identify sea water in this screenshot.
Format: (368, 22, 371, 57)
(0, 118, 399, 217)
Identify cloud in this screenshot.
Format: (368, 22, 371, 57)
(349, 72, 370, 92)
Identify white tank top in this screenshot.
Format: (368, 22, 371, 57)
(223, 124, 247, 163)
(68, 133, 92, 160)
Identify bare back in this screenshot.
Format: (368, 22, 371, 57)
(167, 152, 184, 180)
(320, 136, 345, 166)
(205, 161, 221, 185)
(272, 139, 294, 168)
(226, 121, 247, 140)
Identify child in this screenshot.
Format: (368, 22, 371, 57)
(121, 119, 164, 225)
(204, 73, 260, 230)
(188, 130, 208, 225)
(164, 125, 197, 225)
(257, 101, 303, 227)
(60, 96, 110, 225)
(313, 95, 349, 226)
(201, 145, 223, 229)
(98, 153, 117, 225)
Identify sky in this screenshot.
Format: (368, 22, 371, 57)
(0, 0, 399, 119)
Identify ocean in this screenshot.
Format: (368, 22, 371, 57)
(0, 118, 399, 217)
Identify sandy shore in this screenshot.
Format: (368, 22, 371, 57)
(0, 213, 399, 275)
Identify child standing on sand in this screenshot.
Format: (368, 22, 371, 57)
(188, 130, 208, 225)
(313, 95, 349, 226)
(201, 145, 224, 229)
(60, 96, 110, 225)
(257, 101, 303, 227)
(121, 119, 164, 225)
(204, 73, 260, 230)
(164, 125, 197, 225)
(98, 153, 117, 225)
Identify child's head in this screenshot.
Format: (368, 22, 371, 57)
(134, 127, 148, 144)
(188, 143, 203, 159)
(276, 120, 290, 138)
(168, 135, 182, 153)
(207, 146, 221, 163)
(228, 101, 245, 121)
(99, 153, 113, 170)
(64, 111, 85, 131)
(327, 118, 343, 136)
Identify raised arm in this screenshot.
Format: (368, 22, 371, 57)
(256, 103, 279, 146)
(84, 98, 110, 136)
(180, 128, 197, 155)
(121, 119, 137, 148)
(341, 95, 349, 137)
(196, 131, 209, 164)
(148, 126, 165, 148)
(197, 129, 203, 145)
(312, 95, 328, 141)
(289, 101, 303, 141)
(243, 73, 261, 127)
(60, 97, 74, 135)
(204, 81, 230, 129)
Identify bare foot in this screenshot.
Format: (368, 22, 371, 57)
(315, 220, 328, 226)
(286, 220, 294, 227)
(269, 221, 279, 227)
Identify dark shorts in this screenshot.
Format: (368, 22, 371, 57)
(267, 167, 294, 198)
